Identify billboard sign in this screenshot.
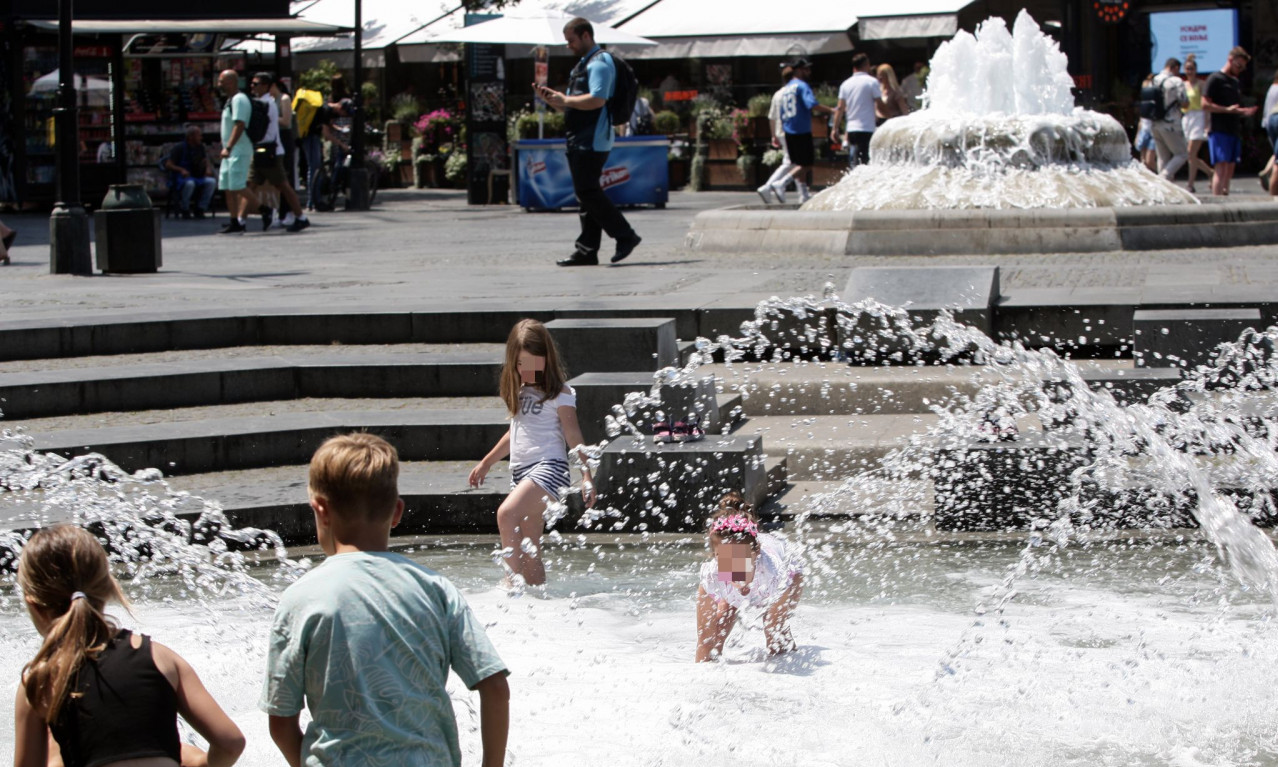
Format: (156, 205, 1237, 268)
(1149, 9, 1238, 74)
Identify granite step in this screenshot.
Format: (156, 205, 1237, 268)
(741, 413, 940, 481)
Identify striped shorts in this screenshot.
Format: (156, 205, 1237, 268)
(510, 459, 571, 499)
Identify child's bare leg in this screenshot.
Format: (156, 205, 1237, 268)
(497, 480, 549, 586)
(764, 573, 803, 655)
(696, 586, 737, 662)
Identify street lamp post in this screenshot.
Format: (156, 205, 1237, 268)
(49, 0, 92, 274)
(346, 0, 370, 210)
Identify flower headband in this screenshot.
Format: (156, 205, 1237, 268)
(711, 514, 758, 538)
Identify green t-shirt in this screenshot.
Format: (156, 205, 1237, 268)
(221, 91, 252, 157)
(259, 551, 508, 767)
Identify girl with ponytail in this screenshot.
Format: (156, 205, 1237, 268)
(14, 524, 245, 767)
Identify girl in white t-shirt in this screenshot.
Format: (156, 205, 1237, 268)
(695, 492, 803, 662)
(470, 319, 595, 586)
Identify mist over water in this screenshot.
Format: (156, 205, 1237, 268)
(2, 295, 1278, 764)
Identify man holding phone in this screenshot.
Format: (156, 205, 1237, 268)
(536, 17, 642, 266)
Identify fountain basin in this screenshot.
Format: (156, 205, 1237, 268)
(686, 201, 1278, 257)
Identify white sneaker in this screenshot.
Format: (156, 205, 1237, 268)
(281, 211, 296, 228)
(770, 183, 787, 204)
(756, 185, 774, 205)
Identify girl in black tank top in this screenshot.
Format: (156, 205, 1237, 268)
(14, 525, 245, 767)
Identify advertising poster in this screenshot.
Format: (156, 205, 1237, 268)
(1149, 9, 1238, 73)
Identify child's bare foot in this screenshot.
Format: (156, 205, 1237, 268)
(766, 628, 796, 656)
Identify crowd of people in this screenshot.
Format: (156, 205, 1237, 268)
(756, 52, 920, 205)
(13, 315, 800, 766)
(1135, 47, 1278, 197)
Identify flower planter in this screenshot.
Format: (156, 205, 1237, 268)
(668, 159, 688, 189)
(399, 164, 414, 186)
(708, 138, 738, 160)
(751, 116, 772, 140)
(812, 119, 829, 139)
(706, 161, 744, 188)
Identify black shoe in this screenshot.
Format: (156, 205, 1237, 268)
(557, 251, 599, 267)
(219, 220, 246, 234)
(193, 209, 206, 220)
(180, 209, 192, 220)
(286, 217, 311, 233)
(260, 206, 273, 231)
(611, 234, 642, 264)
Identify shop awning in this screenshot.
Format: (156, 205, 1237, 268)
(614, 0, 856, 58)
(856, 0, 976, 41)
(25, 18, 345, 35)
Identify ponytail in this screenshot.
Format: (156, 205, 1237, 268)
(23, 594, 115, 723)
(17, 525, 128, 723)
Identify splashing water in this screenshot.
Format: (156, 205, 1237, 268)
(3, 298, 1278, 763)
(804, 11, 1198, 211)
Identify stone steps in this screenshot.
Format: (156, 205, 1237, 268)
(741, 413, 940, 481)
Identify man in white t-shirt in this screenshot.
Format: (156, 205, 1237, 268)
(832, 53, 880, 168)
(1150, 58, 1189, 181)
(757, 65, 797, 204)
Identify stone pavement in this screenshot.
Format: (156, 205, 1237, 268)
(0, 187, 1275, 324)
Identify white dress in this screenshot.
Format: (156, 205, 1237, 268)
(699, 533, 801, 609)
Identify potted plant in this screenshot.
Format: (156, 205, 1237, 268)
(653, 110, 681, 137)
(703, 109, 736, 160)
(412, 109, 460, 188)
(747, 93, 773, 139)
(444, 150, 468, 189)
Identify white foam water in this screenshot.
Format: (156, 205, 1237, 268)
(804, 11, 1197, 211)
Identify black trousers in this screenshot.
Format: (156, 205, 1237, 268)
(567, 150, 634, 255)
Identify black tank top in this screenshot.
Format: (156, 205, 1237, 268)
(49, 629, 182, 767)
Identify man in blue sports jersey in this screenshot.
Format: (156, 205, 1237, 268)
(537, 17, 642, 266)
(771, 57, 836, 204)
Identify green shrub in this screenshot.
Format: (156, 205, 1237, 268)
(653, 110, 681, 135)
(815, 83, 838, 109)
(747, 93, 772, 118)
(444, 151, 468, 184)
(514, 111, 565, 139)
(299, 60, 339, 97)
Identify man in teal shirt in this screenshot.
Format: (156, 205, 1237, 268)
(537, 17, 641, 266)
(217, 69, 253, 234)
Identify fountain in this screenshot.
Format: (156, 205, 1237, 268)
(2, 294, 1278, 765)
(687, 11, 1278, 256)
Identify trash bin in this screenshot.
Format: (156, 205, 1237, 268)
(94, 184, 162, 274)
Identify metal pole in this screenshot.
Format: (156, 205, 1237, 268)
(49, 0, 92, 275)
(346, 0, 370, 210)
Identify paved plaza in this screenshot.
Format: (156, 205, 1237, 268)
(1, 187, 1276, 324)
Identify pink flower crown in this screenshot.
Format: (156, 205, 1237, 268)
(711, 514, 759, 538)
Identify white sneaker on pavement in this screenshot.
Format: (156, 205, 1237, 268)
(770, 183, 787, 204)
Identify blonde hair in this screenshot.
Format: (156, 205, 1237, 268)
(308, 432, 400, 522)
(499, 319, 568, 417)
(18, 525, 129, 724)
(706, 491, 760, 551)
(876, 63, 901, 92)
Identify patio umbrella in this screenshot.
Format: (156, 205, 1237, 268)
(423, 9, 656, 46)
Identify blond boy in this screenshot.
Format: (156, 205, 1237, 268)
(261, 433, 510, 767)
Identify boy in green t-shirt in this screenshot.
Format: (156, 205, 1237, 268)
(261, 433, 510, 767)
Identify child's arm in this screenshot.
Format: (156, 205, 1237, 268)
(152, 642, 246, 767)
(474, 673, 510, 767)
(14, 684, 49, 767)
(268, 715, 305, 767)
(469, 430, 511, 488)
(557, 406, 596, 508)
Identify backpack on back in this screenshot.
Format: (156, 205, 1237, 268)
(293, 88, 324, 138)
(597, 50, 639, 128)
(1137, 81, 1167, 121)
(246, 97, 271, 144)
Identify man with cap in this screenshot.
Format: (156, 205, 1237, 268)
(766, 57, 835, 204)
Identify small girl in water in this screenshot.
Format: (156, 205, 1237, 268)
(470, 319, 595, 587)
(14, 524, 245, 767)
(696, 492, 803, 662)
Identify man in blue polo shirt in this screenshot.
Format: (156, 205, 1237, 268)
(537, 17, 642, 266)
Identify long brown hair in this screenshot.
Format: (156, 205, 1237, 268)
(18, 525, 129, 723)
(500, 319, 568, 416)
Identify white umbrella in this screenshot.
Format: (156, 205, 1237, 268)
(423, 10, 656, 46)
(31, 70, 112, 93)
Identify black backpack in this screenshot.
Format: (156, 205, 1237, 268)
(596, 50, 639, 127)
(1137, 81, 1167, 121)
(246, 97, 271, 144)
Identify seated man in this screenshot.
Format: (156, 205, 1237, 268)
(165, 126, 216, 218)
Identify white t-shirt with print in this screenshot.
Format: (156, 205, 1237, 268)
(509, 384, 576, 468)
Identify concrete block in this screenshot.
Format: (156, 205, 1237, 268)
(569, 372, 720, 445)
(591, 434, 766, 531)
(259, 311, 415, 345)
(545, 318, 678, 376)
(411, 303, 557, 344)
(1133, 308, 1262, 370)
(995, 288, 1137, 350)
(556, 298, 705, 342)
(840, 266, 999, 362)
(931, 434, 1089, 531)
